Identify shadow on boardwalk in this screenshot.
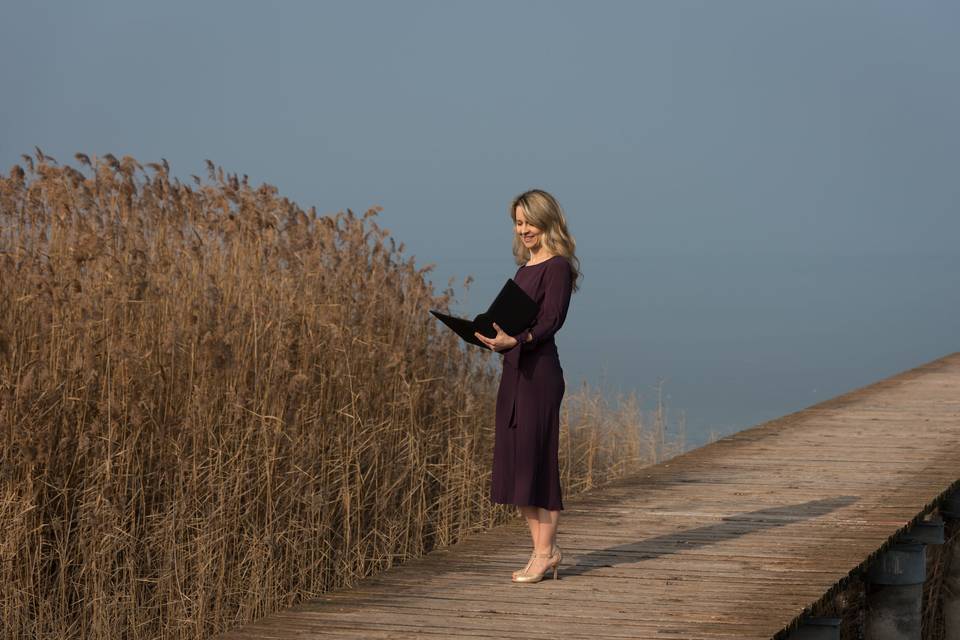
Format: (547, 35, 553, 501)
(560, 496, 859, 578)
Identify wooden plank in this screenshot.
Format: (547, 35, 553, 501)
(219, 351, 960, 639)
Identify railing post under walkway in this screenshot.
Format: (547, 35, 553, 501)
(785, 616, 841, 639)
(862, 516, 944, 640)
(941, 488, 960, 637)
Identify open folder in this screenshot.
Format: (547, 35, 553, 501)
(430, 278, 539, 349)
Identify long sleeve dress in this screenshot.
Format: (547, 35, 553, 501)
(490, 254, 573, 511)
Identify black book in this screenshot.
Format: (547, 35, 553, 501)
(430, 278, 539, 349)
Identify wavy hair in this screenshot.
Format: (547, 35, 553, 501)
(510, 189, 582, 293)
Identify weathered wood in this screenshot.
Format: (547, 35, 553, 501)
(220, 352, 960, 639)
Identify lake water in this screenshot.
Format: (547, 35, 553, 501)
(445, 250, 959, 450)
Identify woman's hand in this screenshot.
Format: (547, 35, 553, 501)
(475, 322, 519, 352)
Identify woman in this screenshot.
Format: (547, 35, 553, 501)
(474, 189, 581, 583)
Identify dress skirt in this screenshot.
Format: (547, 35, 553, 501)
(489, 255, 573, 512)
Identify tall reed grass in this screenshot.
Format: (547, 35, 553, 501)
(0, 151, 686, 639)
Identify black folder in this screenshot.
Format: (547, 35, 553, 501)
(430, 278, 539, 349)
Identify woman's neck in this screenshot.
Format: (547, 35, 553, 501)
(527, 250, 554, 265)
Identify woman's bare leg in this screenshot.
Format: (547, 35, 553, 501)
(536, 508, 560, 554)
(525, 508, 560, 574)
(514, 506, 541, 577)
(519, 505, 541, 547)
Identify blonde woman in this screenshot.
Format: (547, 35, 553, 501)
(474, 189, 581, 583)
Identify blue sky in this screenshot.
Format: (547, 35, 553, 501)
(2, 1, 958, 445)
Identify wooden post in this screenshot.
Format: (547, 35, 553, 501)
(785, 616, 841, 639)
(941, 489, 960, 636)
(863, 517, 944, 640)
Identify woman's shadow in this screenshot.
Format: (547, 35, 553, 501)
(559, 495, 859, 578)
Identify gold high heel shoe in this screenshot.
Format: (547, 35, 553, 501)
(512, 550, 537, 580)
(512, 544, 562, 583)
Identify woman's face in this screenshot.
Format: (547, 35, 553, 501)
(515, 205, 542, 251)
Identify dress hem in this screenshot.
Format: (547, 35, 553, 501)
(490, 497, 564, 511)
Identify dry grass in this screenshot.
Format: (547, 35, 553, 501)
(0, 151, 686, 639)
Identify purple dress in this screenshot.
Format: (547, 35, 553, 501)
(490, 254, 573, 511)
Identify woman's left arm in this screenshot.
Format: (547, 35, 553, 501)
(507, 259, 573, 351)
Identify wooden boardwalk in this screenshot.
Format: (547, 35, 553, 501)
(221, 352, 960, 640)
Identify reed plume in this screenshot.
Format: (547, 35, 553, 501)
(0, 150, 687, 639)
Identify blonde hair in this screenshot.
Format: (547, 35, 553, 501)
(510, 189, 582, 293)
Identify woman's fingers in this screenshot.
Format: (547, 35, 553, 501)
(475, 330, 499, 350)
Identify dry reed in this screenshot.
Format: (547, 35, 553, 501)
(0, 151, 686, 639)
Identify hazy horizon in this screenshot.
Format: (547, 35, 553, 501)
(3, 1, 958, 448)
